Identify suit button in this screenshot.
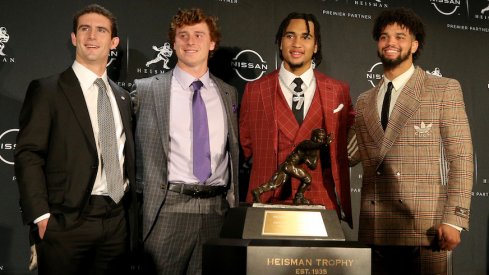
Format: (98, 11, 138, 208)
(376, 171, 381, 175)
(371, 201, 375, 205)
(399, 199, 403, 204)
(396, 172, 401, 176)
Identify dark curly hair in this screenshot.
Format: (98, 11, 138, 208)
(275, 12, 322, 67)
(73, 4, 118, 38)
(372, 7, 425, 60)
(168, 8, 221, 56)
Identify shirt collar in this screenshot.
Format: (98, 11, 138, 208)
(173, 65, 211, 90)
(279, 62, 314, 88)
(72, 61, 109, 92)
(382, 64, 415, 92)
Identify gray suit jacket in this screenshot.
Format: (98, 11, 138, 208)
(132, 69, 239, 240)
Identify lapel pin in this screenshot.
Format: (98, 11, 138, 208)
(121, 96, 126, 100)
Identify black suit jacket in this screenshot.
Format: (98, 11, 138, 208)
(15, 67, 138, 250)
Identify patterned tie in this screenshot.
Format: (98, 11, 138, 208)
(191, 80, 211, 183)
(95, 78, 124, 203)
(381, 82, 393, 131)
(292, 77, 304, 125)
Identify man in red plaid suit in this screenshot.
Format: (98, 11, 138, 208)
(239, 12, 355, 226)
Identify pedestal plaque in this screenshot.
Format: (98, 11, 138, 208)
(221, 205, 345, 241)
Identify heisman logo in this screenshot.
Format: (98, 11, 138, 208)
(430, 0, 462, 16)
(426, 67, 442, 77)
(414, 122, 433, 136)
(0, 27, 10, 56)
(146, 42, 173, 69)
(482, 2, 489, 14)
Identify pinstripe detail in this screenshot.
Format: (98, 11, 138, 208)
(440, 142, 449, 186)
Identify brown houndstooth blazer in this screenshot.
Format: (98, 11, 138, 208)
(354, 66, 473, 246)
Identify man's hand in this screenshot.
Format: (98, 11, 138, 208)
(437, 224, 461, 251)
(37, 218, 49, 240)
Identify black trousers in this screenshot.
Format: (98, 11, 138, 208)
(37, 196, 128, 275)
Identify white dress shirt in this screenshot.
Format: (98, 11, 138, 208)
(278, 62, 317, 117)
(168, 65, 229, 186)
(376, 65, 415, 119)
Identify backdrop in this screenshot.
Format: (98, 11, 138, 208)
(1, 1, 487, 274)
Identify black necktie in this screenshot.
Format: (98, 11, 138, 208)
(292, 77, 304, 125)
(381, 82, 393, 131)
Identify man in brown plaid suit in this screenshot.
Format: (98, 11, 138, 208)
(351, 7, 473, 275)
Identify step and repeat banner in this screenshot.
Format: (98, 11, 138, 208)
(1, 0, 488, 274)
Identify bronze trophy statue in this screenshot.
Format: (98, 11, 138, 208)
(252, 128, 333, 205)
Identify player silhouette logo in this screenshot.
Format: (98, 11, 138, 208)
(0, 27, 10, 56)
(426, 67, 442, 77)
(482, 2, 489, 14)
(146, 42, 173, 69)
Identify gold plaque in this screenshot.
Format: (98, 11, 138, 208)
(262, 210, 328, 237)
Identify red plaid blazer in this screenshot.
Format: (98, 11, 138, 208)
(239, 70, 355, 226)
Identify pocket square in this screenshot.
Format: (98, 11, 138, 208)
(333, 104, 344, 113)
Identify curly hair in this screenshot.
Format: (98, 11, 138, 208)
(275, 12, 322, 67)
(73, 4, 118, 38)
(168, 8, 221, 56)
(372, 7, 425, 60)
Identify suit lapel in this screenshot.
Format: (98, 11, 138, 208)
(378, 67, 424, 163)
(211, 74, 237, 135)
(263, 72, 280, 150)
(109, 80, 131, 134)
(153, 71, 172, 155)
(363, 80, 385, 148)
(59, 68, 97, 153)
(316, 73, 338, 138)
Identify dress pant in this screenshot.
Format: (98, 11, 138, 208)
(144, 191, 228, 275)
(37, 195, 128, 275)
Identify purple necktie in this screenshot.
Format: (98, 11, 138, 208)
(191, 80, 211, 183)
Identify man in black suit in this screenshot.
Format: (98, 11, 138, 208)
(15, 4, 137, 275)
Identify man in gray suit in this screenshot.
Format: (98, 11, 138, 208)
(131, 8, 239, 275)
